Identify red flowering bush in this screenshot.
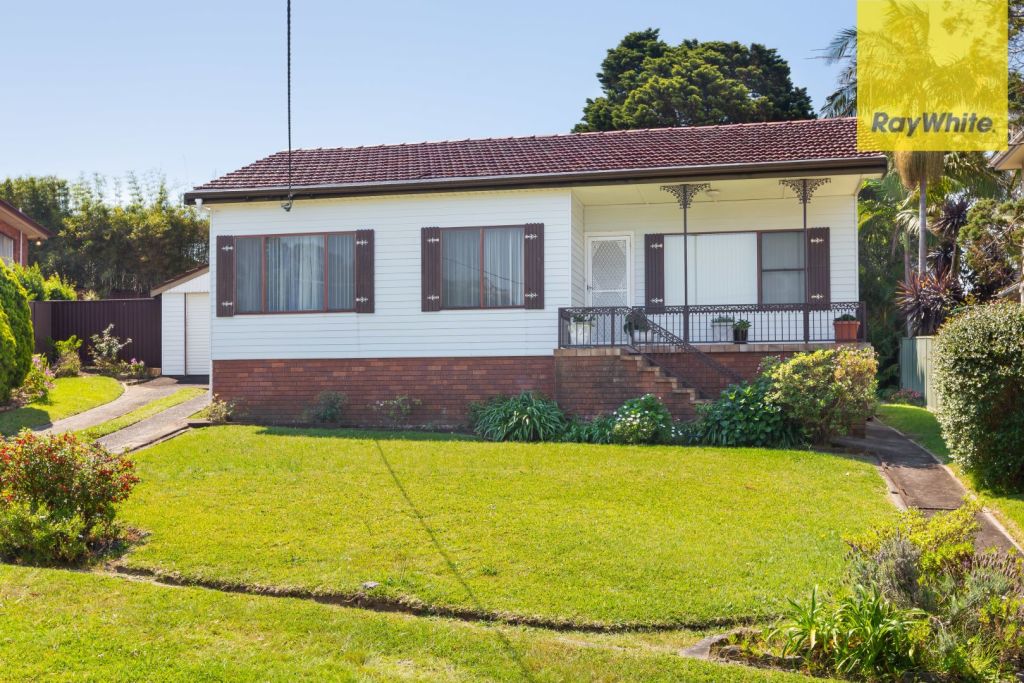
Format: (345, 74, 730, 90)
(0, 431, 139, 563)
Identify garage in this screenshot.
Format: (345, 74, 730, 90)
(153, 267, 210, 378)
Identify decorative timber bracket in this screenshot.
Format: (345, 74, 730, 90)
(779, 177, 830, 205)
(661, 182, 712, 209)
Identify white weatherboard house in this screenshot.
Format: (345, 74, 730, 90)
(185, 118, 885, 426)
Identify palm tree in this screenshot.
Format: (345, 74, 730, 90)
(817, 27, 857, 117)
(894, 152, 945, 275)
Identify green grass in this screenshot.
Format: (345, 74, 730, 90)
(77, 387, 207, 441)
(119, 425, 893, 628)
(875, 404, 950, 460)
(876, 404, 1024, 544)
(0, 375, 123, 435)
(0, 565, 809, 682)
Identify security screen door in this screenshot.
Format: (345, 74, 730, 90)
(586, 235, 631, 343)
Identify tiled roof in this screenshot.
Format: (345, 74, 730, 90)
(189, 118, 883, 198)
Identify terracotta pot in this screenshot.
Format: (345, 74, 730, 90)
(834, 320, 861, 343)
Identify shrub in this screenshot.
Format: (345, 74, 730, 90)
(305, 390, 347, 424)
(9, 262, 46, 301)
(886, 388, 925, 407)
(469, 392, 567, 442)
(204, 394, 235, 424)
(0, 261, 33, 403)
(124, 358, 147, 380)
(779, 585, 926, 679)
(767, 506, 1024, 681)
(763, 347, 878, 444)
(89, 324, 131, 374)
(373, 395, 421, 428)
(610, 394, 672, 445)
(11, 354, 54, 404)
(561, 415, 616, 444)
(934, 303, 1024, 490)
(0, 431, 138, 564)
(688, 377, 804, 448)
(52, 335, 83, 378)
(42, 273, 76, 301)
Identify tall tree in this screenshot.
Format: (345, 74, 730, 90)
(0, 174, 208, 297)
(574, 30, 814, 131)
(894, 151, 945, 275)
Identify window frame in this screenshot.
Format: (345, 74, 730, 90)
(757, 229, 806, 305)
(232, 231, 359, 315)
(0, 233, 14, 264)
(439, 225, 527, 311)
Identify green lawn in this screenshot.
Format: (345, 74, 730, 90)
(0, 565, 809, 682)
(77, 386, 207, 441)
(119, 425, 893, 629)
(0, 375, 123, 435)
(876, 404, 1024, 543)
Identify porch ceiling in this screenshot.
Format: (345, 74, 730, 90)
(571, 174, 865, 206)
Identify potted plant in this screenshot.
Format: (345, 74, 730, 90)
(623, 310, 651, 344)
(568, 312, 595, 345)
(834, 313, 861, 343)
(710, 316, 734, 342)
(732, 319, 751, 344)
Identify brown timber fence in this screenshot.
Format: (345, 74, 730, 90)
(29, 298, 162, 367)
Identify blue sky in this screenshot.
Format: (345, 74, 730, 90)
(0, 1, 854, 197)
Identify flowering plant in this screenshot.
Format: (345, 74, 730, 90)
(11, 354, 55, 404)
(611, 394, 673, 444)
(0, 431, 139, 562)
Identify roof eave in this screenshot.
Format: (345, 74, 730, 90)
(0, 199, 53, 239)
(149, 265, 210, 297)
(184, 156, 888, 205)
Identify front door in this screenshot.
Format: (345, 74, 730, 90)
(586, 235, 631, 307)
(586, 235, 631, 345)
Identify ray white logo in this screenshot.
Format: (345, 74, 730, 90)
(870, 112, 996, 137)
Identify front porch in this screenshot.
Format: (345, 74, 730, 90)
(557, 302, 866, 348)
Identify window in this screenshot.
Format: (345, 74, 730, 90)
(0, 234, 13, 264)
(760, 231, 805, 304)
(233, 233, 356, 313)
(441, 226, 524, 308)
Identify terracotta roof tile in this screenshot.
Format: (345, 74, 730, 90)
(191, 118, 881, 196)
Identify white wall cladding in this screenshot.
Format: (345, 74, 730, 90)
(581, 193, 859, 306)
(209, 181, 859, 361)
(209, 189, 572, 360)
(160, 271, 210, 374)
(160, 293, 186, 374)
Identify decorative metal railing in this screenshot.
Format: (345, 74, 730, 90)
(557, 302, 867, 348)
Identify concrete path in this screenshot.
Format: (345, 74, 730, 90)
(41, 377, 191, 435)
(835, 419, 1019, 554)
(96, 393, 210, 454)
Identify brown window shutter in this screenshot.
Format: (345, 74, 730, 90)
(806, 227, 831, 306)
(215, 235, 235, 317)
(644, 233, 665, 311)
(421, 227, 441, 311)
(523, 223, 544, 309)
(355, 229, 374, 313)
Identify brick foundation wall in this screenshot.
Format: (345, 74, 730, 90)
(553, 349, 699, 421)
(213, 357, 555, 428)
(649, 343, 856, 397)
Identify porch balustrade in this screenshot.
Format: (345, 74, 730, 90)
(557, 302, 866, 348)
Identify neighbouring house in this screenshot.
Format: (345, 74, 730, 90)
(0, 199, 51, 266)
(185, 117, 886, 426)
(152, 266, 211, 377)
